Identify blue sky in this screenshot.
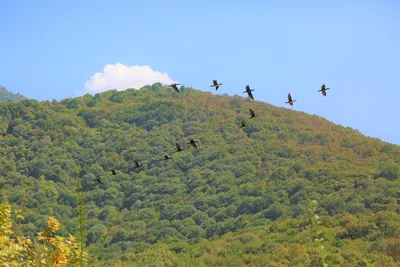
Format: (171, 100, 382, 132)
(1, 0, 399, 145)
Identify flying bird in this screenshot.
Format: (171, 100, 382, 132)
(249, 109, 259, 119)
(286, 93, 296, 106)
(164, 155, 172, 160)
(109, 170, 117, 175)
(210, 80, 223, 91)
(133, 160, 141, 168)
(243, 85, 255, 100)
(318, 84, 330, 96)
(175, 143, 185, 152)
(169, 83, 180, 93)
(94, 178, 102, 184)
(187, 139, 198, 149)
(239, 120, 246, 129)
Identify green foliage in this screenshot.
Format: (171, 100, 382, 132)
(0, 85, 399, 265)
(378, 160, 400, 181)
(76, 179, 89, 266)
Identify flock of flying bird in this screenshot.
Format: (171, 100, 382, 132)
(94, 81, 331, 184)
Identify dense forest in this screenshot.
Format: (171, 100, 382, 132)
(0, 86, 27, 102)
(0, 83, 399, 266)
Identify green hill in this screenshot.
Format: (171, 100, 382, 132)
(0, 86, 27, 102)
(0, 83, 399, 266)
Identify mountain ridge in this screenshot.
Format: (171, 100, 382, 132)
(0, 85, 27, 102)
(0, 83, 399, 265)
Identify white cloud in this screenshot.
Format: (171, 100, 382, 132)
(82, 63, 176, 94)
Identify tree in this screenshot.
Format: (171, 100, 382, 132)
(0, 202, 85, 266)
(379, 161, 400, 181)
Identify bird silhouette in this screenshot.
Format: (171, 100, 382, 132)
(175, 143, 185, 152)
(187, 139, 198, 149)
(210, 80, 223, 91)
(318, 84, 330, 96)
(169, 83, 180, 93)
(133, 160, 141, 168)
(285, 93, 296, 106)
(249, 109, 259, 119)
(164, 155, 172, 160)
(94, 178, 102, 184)
(109, 169, 117, 175)
(243, 85, 255, 100)
(239, 120, 246, 129)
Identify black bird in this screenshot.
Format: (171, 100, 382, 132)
(285, 93, 296, 106)
(243, 85, 255, 100)
(94, 178, 102, 184)
(249, 109, 259, 119)
(164, 155, 172, 160)
(239, 120, 246, 129)
(318, 84, 330, 96)
(109, 169, 117, 175)
(133, 160, 141, 168)
(187, 139, 198, 149)
(175, 143, 184, 152)
(210, 80, 223, 91)
(169, 83, 180, 93)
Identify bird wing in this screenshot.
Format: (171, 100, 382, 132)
(248, 91, 254, 100)
(249, 109, 255, 117)
(288, 93, 292, 102)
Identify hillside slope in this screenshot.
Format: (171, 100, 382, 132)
(0, 83, 399, 265)
(0, 86, 27, 102)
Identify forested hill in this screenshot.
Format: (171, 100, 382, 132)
(0, 86, 27, 102)
(1, 83, 399, 266)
